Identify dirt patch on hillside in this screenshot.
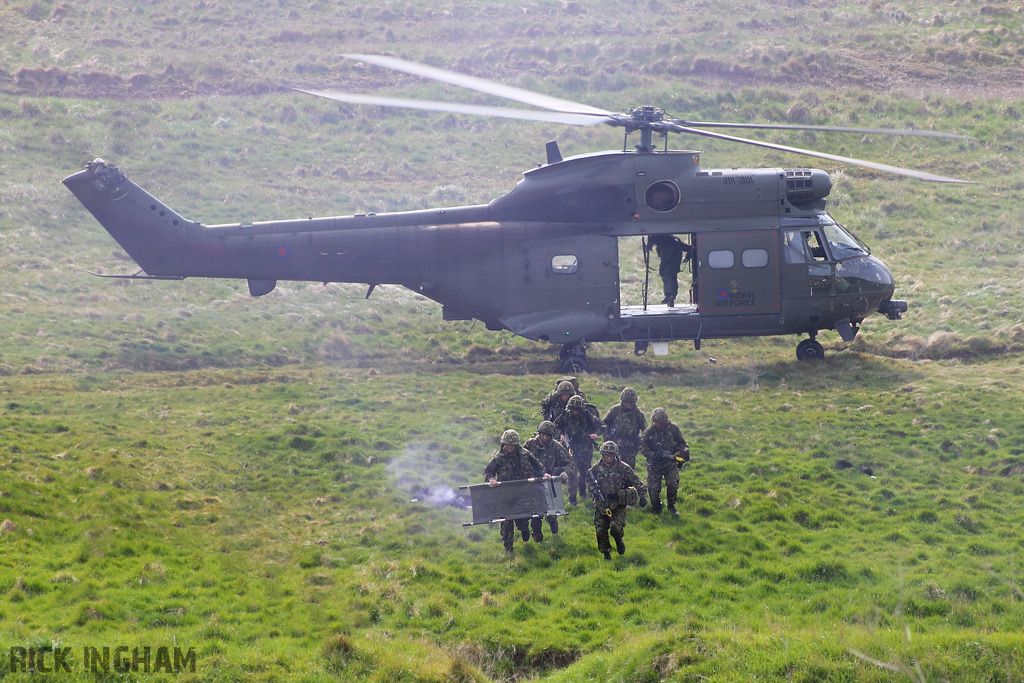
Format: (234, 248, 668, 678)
(3, 52, 1023, 102)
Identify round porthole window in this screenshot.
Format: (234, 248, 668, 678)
(644, 181, 679, 212)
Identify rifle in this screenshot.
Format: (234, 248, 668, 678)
(659, 447, 690, 469)
(586, 470, 612, 518)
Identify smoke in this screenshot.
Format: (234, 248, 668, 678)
(388, 443, 472, 510)
(409, 485, 471, 509)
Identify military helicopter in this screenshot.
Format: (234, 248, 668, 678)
(64, 54, 973, 372)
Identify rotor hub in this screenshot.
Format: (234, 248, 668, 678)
(630, 106, 665, 125)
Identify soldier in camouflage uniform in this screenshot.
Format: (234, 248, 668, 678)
(602, 387, 647, 472)
(639, 407, 690, 516)
(484, 429, 550, 553)
(554, 394, 604, 503)
(541, 380, 577, 425)
(524, 421, 576, 522)
(588, 441, 647, 560)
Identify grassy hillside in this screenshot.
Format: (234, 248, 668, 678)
(2, 0, 1024, 680)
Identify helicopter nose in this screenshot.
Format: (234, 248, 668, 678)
(834, 255, 898, 319)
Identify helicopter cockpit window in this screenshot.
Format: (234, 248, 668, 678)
(783, 230, 809, 264)
(821, 221, 869, 260)
(551, 255, 579, 274)
(644, 181, 680, 212)
(707, 249, 735, 269)
(804, 230, 828, 262)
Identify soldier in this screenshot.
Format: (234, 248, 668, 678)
(541, 380, 577, 424)
(588, 441, 647, 560)
(602, 387, 647, 471)
(639, 407, 690, 516)
(646, 234, 693, 307)
(484, 429, 550, 553)
(554, 394, 603, 503)
(524, 421, 576, 519)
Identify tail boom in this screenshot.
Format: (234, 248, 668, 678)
(62, 159, 188, 277)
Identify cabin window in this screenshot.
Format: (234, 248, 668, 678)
(707, 249, 735, 269)
(644, 181, 680, 212)
(742, 248, 769, 268)
(551, 254, 579, 274)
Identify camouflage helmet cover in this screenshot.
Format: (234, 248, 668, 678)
(557, 380, 575, 395)
(567, 395, 586, 409)
(652, 407, 669, 424)
(620, 387, 638, 402)
(501, 429, 520, 445)
(600, 441, 619, 456)
(538, 421, 557, 436)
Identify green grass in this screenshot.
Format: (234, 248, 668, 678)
(3, 0, 1024, 679)
(3, 360, 1024, 679)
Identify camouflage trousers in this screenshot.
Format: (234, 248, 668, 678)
(500, 519, 529, 550)
(500, 518, 545, 550)
(646, 462, 680, 508)
(660, 272, 679, 299)
(564, 469, 579, 504)
(570, 450, 594, 500)
(593, 507, 628, 554)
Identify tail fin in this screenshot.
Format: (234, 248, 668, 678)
(63, 159, 188, 276)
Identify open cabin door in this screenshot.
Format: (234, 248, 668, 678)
(695, 231, 781, 315)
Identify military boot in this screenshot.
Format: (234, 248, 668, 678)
(667, 505, 679, 516)
(603, 551, 612, 561)
(614, 536, 626, 555)
(549, 518, 559, 535)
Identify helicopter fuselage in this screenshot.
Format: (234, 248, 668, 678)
(63, 148, 906, 362)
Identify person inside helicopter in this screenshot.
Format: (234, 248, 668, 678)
(646, 234, 693, 307)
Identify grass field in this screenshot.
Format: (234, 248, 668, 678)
(3, 0, 1024, 680)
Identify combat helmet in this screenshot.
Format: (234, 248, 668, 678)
(600, 441, 619, 456)
(501, 429, 520, 446)
(537, 421, 557, 436)
(567, 395, 586, 409)
(556, 380, 575, 395)
(620, 387, 638, 403)
(652, 407, 669, 425)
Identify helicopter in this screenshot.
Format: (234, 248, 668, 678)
(63, 54, 973, 372)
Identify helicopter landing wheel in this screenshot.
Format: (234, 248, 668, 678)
(559, 342, 589, 374)
(796, 338, 825, 361)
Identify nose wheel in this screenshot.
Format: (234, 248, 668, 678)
(559, 342, 589, 373)
(796, 336, 825, 361)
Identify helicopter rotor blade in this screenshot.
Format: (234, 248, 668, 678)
(295, 89, 607, 126)
(673, 120, 972, 140)
(327, 55, 973, 183)
(663, 122, 974, 183)
(342, 53, 615, 117)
